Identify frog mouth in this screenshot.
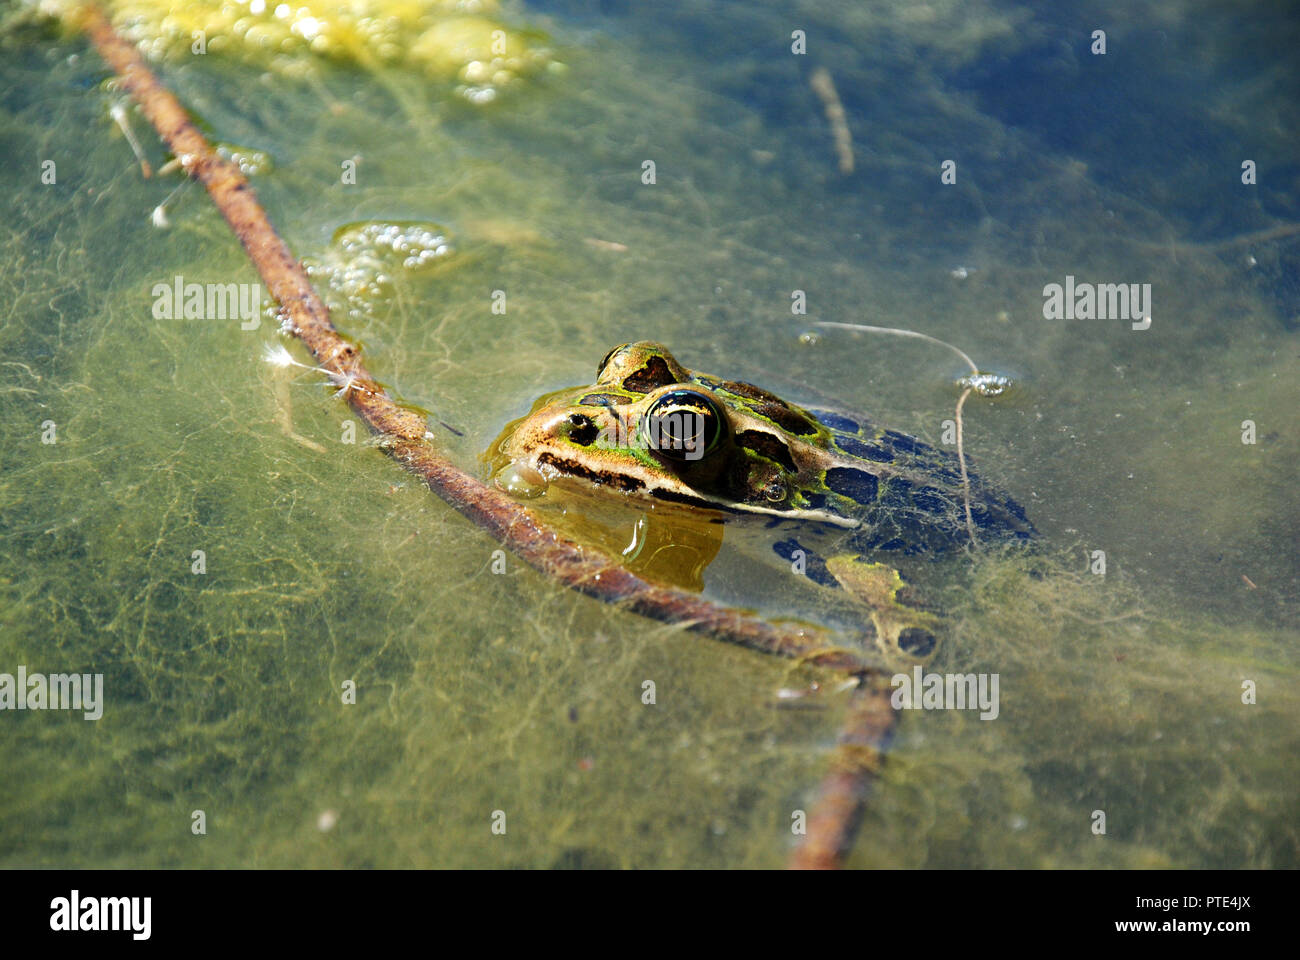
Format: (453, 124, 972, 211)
(530, 448, 863, 530)
(642, 483, 862, 529)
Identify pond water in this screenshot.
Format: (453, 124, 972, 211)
(0, 0, 1296, 868)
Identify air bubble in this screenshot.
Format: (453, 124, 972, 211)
(304, 220, 454, 319)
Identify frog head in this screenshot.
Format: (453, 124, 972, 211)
(490, 341, 860, 526)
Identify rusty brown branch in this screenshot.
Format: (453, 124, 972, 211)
(788, 677, 896, 869)
(72, 1, 892, 869)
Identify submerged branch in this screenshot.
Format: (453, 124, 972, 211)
(788, 677, 897, 870)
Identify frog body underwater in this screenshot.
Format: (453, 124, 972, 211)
(488, 342, 1034, 664)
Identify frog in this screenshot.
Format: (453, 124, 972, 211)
(486, 341, 1034, 667)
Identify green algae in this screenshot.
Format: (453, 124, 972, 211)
(45, 0, 558, 101)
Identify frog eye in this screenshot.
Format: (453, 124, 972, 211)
(641, 389, 724, 463)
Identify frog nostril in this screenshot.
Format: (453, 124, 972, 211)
(566, 413, 599, 446)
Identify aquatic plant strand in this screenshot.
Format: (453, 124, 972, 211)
(72, 1, 887, 869)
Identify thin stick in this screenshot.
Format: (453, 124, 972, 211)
(809, 67, 854, 175)
(788, 677, 895, 869)
(72, 2, 895, 868)
(1133, 221, 1300, 256)
(955, 386, 977, 544)
(109, 100, 152, 177)
(814, 320, 980, 376)
(149, 176, 190, 227)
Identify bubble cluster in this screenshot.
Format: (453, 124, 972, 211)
(304, 220, 454, 319)
(214, 142, 273, 176)
(102, 0, 557, 101)
(957, 371, 1015, 398)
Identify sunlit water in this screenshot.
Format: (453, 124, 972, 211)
(1, 0, 1296, 867)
